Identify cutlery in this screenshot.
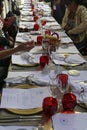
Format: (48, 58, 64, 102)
(0, 118, 41, 123)
(0, 115, 42, 123)
(0, 115, 42, 120)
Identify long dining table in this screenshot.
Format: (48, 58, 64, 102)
(0, 0, 87, 129)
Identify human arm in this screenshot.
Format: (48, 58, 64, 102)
(61, 8, 69, 29)
(67, 6, 87, 35)
(0, 41, 34, 59)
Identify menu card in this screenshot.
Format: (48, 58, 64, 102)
(0, 126, 34, 130)
(1, 87, 50, 109)
(52, 113, 87, 130)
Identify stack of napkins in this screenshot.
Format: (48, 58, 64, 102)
(26, 76, 49, 86)
(5, 76, 26, 85)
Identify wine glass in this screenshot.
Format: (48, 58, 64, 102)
(47, 44, 57, 62)
(57, 73, 69, 94)
(48, 70, 58, 97)
(62, 92, 77, 112)
(48, 44, 57, 55)
(56, 73, 70, 109)
(48, 72, 63, 110)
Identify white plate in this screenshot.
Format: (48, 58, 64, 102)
(68, 70, 80, 76)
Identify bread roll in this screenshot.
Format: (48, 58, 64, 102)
(43, 35, 60, 46)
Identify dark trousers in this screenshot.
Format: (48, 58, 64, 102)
(75, 37, 87, 55)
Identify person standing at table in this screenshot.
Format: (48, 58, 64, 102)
(62, 0, 87, 55)
(51, 0, 66, 24)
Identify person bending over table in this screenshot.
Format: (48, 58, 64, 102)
(62, 0, 87, 55)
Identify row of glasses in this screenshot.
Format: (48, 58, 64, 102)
(49, 72, 69, 109)
(34, 41, 77, 113)
(37, 18, 73, 113)
(47, 42, 76, 111)
(42, 93, 77, 119)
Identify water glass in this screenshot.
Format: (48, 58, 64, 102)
(37, 36, 43, 45)
(39, 55, 49, 68)
(34, 23, 39, 31)
(62, 93, 77, 112)
(57, 73, 69, 94)
(33, 15, 38, 22)
(41, 20, 46, 26)
(48, 45, 57, 56)
(42, 96, 58, 117)
(45, 30, 51, 35)
(49, 75, 59, 98)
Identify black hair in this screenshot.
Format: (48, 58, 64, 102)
(79, 0, 87, 8)
(64, 0, 79, 5)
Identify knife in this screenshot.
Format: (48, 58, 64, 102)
(0, 115, 42, 120)
(0, 118, 41, 123)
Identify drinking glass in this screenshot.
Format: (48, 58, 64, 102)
(45, 30, 51, 35)
(62, 93, 77, 112)
(42, 96, 58, 117)
(41, 19, 46, 26)
(48, 72, 62, 110)
(49, 73, 58, 98)
(39, 55, 49, 68)
(57, 73, 69, 94)
(48, 45, 57, 56)
(33, 15, 38, 22)
(34, 23, 39, 31)
(56, 73, 70, 109)
(37, 36, 43, 45)
(41, 39, 50, 52)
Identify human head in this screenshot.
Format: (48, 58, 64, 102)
(0, 0, 4, 14)
(64, 0, 79, 12)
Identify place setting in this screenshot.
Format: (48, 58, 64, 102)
(3, 70, 85, 129)
(11, 52, 42, 67)
(0, 82, 51, 116)
(50, 51, 86, 67)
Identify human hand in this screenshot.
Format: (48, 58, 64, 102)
(16, 41, 35, 52)
(64, 24, 71, 32)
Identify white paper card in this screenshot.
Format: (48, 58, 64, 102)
(0, 126, 36, 130)
(0, 126, 35, 130)
(52, 113, 87, 130)
(1, 87, 50, 109)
